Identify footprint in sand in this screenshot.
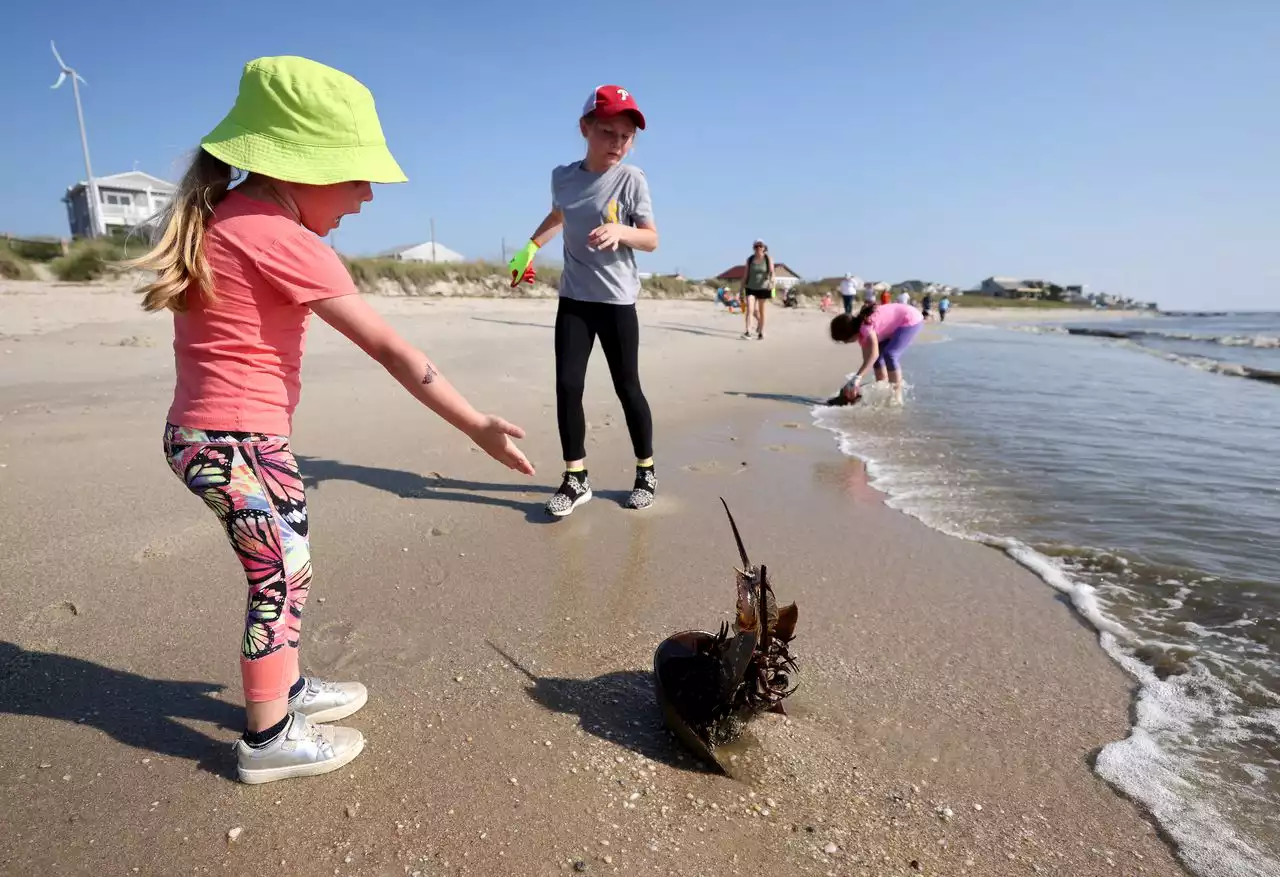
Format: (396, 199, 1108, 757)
(764, 443, 798, 453)
(683, 460, 724, 474)
(17, 600, 81, 640)
(781, 422, 803, 429)
(132, 523, 210, 563)
(41, 600, 80, 624)
(103, 335, 155, 348)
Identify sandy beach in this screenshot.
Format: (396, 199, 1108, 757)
(0, 282, 1183, 876)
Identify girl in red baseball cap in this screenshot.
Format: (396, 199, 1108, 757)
(507, 85, 661, 517)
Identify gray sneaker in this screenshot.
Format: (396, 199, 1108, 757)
(289, 677, 367, 724)
(235, 712, 364, 785)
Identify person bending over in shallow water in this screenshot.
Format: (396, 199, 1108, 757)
(827, 300, 924, 406)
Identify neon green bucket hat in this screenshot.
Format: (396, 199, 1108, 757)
(200, 55, 407, 185)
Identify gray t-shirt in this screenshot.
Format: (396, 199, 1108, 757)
(552, 161, 654, 305)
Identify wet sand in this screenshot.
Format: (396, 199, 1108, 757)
(0, 287, 1185, 876)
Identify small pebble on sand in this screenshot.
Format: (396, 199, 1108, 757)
(227, 827, 243, 842)
(823, 843, 839, 855)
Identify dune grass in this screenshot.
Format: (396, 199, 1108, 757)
(48, 235, 154, 282)
(0, 239, 37, 280)
(342, 257, 564, 292)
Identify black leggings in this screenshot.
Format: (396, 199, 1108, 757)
(554, 297, 653, 462)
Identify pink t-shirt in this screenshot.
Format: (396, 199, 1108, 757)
(167, 191, 358, 436)
(859, 302, 923, 342)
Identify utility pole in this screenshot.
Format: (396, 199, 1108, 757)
(50, 41, 101, 238)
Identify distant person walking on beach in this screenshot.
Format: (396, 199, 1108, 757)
(922, 292, 933, 320)
(132, 56, 533, 784)
(938, 294, 951, 322)
(829, 301, 924, 405)
(839, 273, 861, 315)
(506, 84, 659, 517)
(740, 239, 775, 340)
(879, 288, 892, 305)
(897, 290, 911, 305)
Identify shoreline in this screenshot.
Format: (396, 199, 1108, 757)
(1, 277, 1155, 340)
(0, 292, 1188, 875)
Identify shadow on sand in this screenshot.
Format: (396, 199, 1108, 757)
(0, 641, 240, 779)
(296, 456, 557, 524)
(654, 322, 745, 339)
(470, 317, 554, 330)
(724, 391, 821, 407)
(486, 641, 713, 774)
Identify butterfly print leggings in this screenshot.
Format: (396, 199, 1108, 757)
(163, 423, 311, 702)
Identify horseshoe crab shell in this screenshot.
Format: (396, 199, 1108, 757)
(653, 630, 722, 770)
(653, 499, 798, 768)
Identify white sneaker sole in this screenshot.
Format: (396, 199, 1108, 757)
(237, 732, 365, 785)
(548, 489, 592, 518)
(296, 686, 368, 725)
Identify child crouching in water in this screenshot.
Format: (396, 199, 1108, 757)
(828, 300, 924, 405)
(134, 56, 533, 784)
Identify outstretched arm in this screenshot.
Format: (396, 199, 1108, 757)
(308, 294, 534, 476)
(855, 332, 879, 381)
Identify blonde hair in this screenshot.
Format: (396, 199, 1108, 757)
(130, 150, 236, 312)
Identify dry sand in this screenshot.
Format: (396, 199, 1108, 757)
(0, 281, 1184, 876)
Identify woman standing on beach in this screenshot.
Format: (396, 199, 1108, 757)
(741, 240, 775, 339)
(133, 56, 533, 784)
(506, 85, 660, 517)
(829, 300, 924, 404)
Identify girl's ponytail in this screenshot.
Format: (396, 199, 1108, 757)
(129, 150, 235, 313)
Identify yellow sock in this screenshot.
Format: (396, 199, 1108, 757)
(566, 464, 586, 473)
(636, 458, 654, 468)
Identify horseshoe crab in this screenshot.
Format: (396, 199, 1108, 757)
(653, 499, 799, 769)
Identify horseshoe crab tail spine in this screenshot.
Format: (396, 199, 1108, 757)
(720, 497, 751, 570)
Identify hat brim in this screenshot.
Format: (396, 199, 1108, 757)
(592, 106, 646, 130)
(200, 125, 408, 185)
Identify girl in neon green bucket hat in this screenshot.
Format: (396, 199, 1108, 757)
(132, 55, 534, 784)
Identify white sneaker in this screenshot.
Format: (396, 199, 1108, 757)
(289, 677, 367, 724)
(235, 712, 364, 785)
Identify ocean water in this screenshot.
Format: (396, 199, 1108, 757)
(811, 313, 1280, 877)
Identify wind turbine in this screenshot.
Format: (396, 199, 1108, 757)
(50, 40, 101, 238)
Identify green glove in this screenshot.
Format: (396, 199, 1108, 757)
(507, 240, 539, 288)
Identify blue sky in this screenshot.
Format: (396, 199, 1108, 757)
(2, 0, 1276, 309)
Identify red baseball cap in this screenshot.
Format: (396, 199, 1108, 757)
(582, 84, 646, 129)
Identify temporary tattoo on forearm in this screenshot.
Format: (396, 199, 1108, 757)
(422, 364, 438, 385)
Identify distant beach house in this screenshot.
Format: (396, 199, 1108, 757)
(891, 279, 942, 296)
(715, 261, 802, 290)
(64, 171, 175, 239)
(377, 241, 466, 263)
(979, 276, 1089, 302)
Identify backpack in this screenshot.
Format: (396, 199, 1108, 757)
(745, 253, 773, 276)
